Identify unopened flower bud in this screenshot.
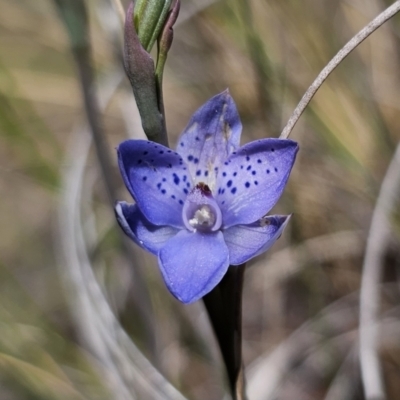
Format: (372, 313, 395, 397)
(134, 0, 172, 52)
(124, 0, 180, 145)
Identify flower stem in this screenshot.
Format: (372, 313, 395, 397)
(203, 263, 247, 400)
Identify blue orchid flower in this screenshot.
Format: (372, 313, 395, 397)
(115, 90, 298, 303)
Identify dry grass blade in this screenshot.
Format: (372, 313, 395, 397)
(58, 129, 189, 400)
(56, 74, 188, 400)
(280, 0, 400, 139)
(247, 285, 400, 400)
(359, 143, 400, 400)
(246, 292, 358, 400)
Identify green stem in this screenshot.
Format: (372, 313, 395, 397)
(203, 264, 247, 400)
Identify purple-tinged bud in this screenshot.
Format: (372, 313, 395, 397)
(124, 0, 180, 146)
(124, 2, 165, 144)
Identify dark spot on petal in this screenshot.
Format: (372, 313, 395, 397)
(188, 155, 193, 161)
(168, 163, 172, 168)
(247, 165, 251, 171)
(271, 148, 275, 152)
(186, 182, 190, 188)
(257, 159, 261, 164)
(252, 171, 256, 175)
(205, 171, 209, 177)
(254, 180, 258, 185)
(222, 172, 227, 177)
(195, 136, 200, 141)
(143, 151, 148, 155)
(214, 167, 219, 171)
(171, 195, 176, 199)
(196, 170, 201, 176)
(142, 176, 147, 181)
(167, 150, 171, 153)
(224, 161, 229, 166)
(183, 175, 187, 182)
(221, 189, 225, 194)
(274, 167, 278, 172)
(232, 152, 237, 155)
(159, 151, 164, 154)
(240, 165, 244, 169)
(184, 188, 188, 194)
(227, 180, 232, 188)
(173, 173, 180, 185)
(245, 182, 250, 188)
(266, 169, 270, 174)
(194, 158, 199, 164)
(157, 183, 162, 189)
(246, 156, 250, 161)
(231, 187, 237, 194)
(161, 189, 166, 194)
(179, 200, 183, 205)
(137, 159, 142, 164)
(162, 178, 166, 182)
(180, 142, 184, 147)
(233, 172, 237, 177)
(222, 201, 225, 205)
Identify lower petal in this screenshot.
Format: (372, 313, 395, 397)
(223, 215, 290, 265)
(115, 202, 179, 255)
(158, 230, 229, 303)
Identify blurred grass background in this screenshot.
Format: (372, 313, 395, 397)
(0, 0, 400, 399)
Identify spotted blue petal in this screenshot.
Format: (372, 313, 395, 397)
(216, 138, 298, 228)
(118, 140, 193, 228)
(223, 215, 290, 265)
(177, 90, 242, 190)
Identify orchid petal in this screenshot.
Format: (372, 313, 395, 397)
(118, 140, 193, 228)
(216, 139, 298, 227)
(177, 90, 242, 191)
(158, 230, 229, 303)
(115, 202, 179, 255)
(223, 215, 290, 265)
